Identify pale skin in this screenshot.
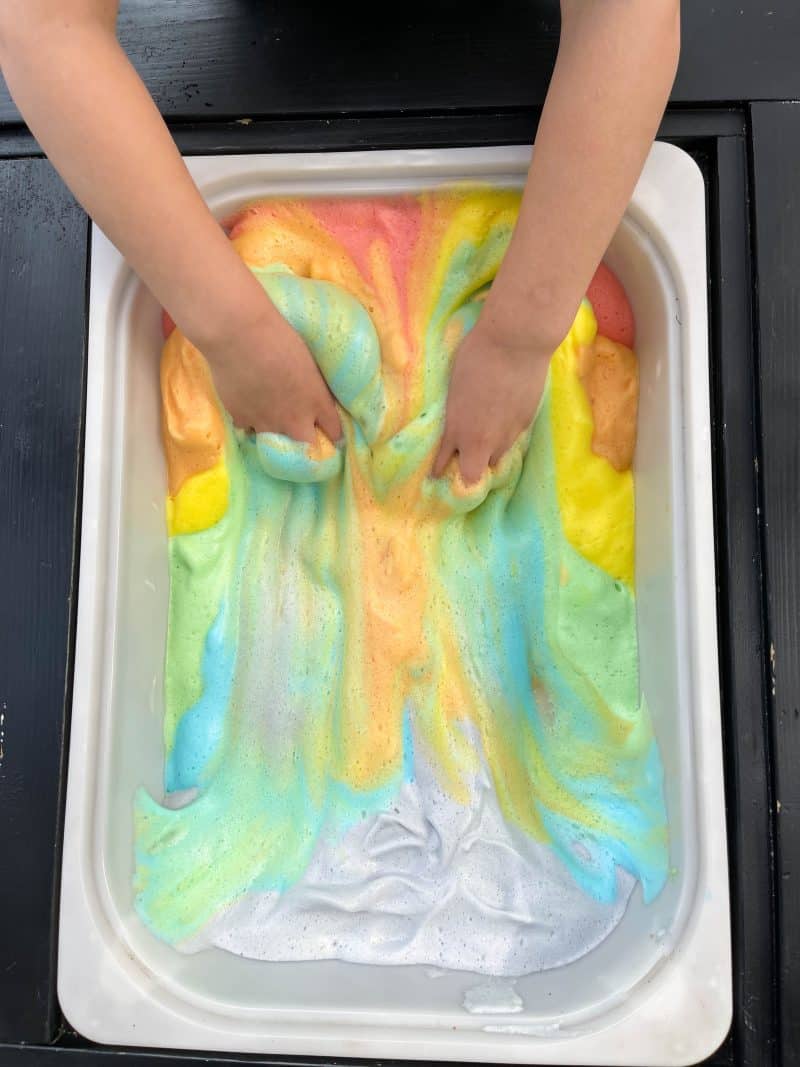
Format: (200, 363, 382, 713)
(0, 0, 679, 483)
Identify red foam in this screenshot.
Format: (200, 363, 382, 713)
(159, 251, 635, 349)
(586, 263, 635, 348)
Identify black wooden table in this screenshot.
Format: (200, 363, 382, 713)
(1, 4, 798, 1065)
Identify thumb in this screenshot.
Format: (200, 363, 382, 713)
(316, 399, 343, 444)
(432, 429, 457, 478)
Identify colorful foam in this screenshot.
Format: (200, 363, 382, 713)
(134, 188, 668, 974)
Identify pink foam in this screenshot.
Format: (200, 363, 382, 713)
(309, 198, 423, 338)
(586, 263, 635, 348)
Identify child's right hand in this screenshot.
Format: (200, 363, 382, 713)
(204, 313, 342, 446)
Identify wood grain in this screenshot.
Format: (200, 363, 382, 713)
(711, 135, 777, 1067)
(0, 2, 799, 125)
(751, 100, 800, 1067)
(0, 160, 87, 1043)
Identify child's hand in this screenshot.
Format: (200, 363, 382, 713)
(432, 321, 551, 485)
(205, 314, 342, 445)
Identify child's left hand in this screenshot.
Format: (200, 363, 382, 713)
(432, 321, 551, 485)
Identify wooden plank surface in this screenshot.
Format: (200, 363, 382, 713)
(0, 108, 747, 162)
(0, 2, 799, 125)
(0, 160, 87, 1043)
(710, 135, 777, 1067)
(750, 100, 800, 1067)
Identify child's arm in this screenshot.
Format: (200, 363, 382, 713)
(434, 0, 680, 483)
(0, 1, 341, 444)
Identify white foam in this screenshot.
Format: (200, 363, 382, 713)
(185, 722, 633, 976)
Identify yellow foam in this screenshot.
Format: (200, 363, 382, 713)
(551, 302, 635, 586)
(167, 461, 230, 537)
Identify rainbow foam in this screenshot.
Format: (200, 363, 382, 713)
(134, 188, 668, 975)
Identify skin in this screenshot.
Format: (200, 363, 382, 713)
(433, 0, 681, 481)
(0, 0, 679, 479)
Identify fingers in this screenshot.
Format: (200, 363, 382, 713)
(432, 427, 457, 478)
(457, 445, 493, 486)
(315, 398, 343, 444)
(279, 397, 341, 449)
(489, 435, 518, 468)
(245, 401, 340, 448)
(432, 425, 492, 486)
(453, 426, 495, 484)
(434, 423, 524, 485)
(281, 418, 318, 446)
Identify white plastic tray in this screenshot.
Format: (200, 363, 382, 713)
(59, 142, 731, 1064)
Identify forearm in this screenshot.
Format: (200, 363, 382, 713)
(0, 2, 280, 352)
(483, 0, 680, 351)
